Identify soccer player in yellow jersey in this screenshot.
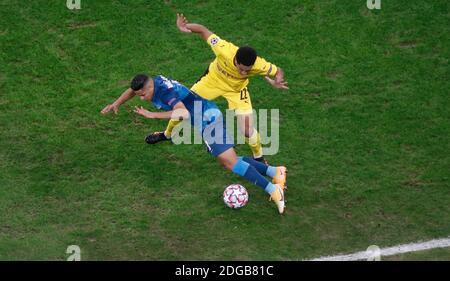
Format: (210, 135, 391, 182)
(147, 14, 289, 164)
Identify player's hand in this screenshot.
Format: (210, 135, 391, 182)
(101, 103, 119, 114)
(176, 13, 192, 33)
(265, 76, 289, 90)
(134, 106, 155, 119)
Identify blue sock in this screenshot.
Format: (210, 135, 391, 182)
(232, 158, 276, 194)
(241, 157, 277, 178)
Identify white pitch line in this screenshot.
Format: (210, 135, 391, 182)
(308, 236, 450, 261)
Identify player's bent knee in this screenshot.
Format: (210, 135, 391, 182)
(217, 149, 238, 171)
(218, 158, 233, 171)
(237, 115, 254, 137)
(244, 124, 255, 138)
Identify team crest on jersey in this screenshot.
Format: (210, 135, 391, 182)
(211, 37, 218, 45)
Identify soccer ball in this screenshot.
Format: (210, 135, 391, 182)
(223, 184, 249, 209)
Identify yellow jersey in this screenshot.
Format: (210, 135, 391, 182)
(205, 33, 278, 92)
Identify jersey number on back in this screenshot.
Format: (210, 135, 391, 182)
(160, 76, 181, 89)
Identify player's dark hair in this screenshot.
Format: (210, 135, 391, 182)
(130, 74, 149, 91)
(236, 46, 257, 66)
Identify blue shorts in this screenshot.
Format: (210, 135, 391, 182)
(182, 92, 235, 157)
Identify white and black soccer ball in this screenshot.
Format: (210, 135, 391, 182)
(223, 184, 249, 209)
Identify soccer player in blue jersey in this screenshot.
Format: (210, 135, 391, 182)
(101, 74, 286, 214)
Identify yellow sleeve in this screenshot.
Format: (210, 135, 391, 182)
(253, 56, 278, 77)
(206, 33, 235, 57)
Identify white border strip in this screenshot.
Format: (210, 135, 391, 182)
(309, 237, 450, 261)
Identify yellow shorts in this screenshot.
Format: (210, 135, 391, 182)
(191, 76, 253, 115)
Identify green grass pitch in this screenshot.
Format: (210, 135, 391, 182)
(0, 0, 449, 260)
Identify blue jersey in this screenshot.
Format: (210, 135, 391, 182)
(151, 75, 220, 126)
(151, 75, 190, 111)
(150, 75, 234, 157)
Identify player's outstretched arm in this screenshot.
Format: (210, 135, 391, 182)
(101, 88, 136, 114)
(176, 13, 213, 41)
(265, 67, 289, 90)
(133, 102, 190, 120)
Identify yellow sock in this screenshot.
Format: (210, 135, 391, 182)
(245, 130, 263, 158)
(164, 119, 182, 138)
